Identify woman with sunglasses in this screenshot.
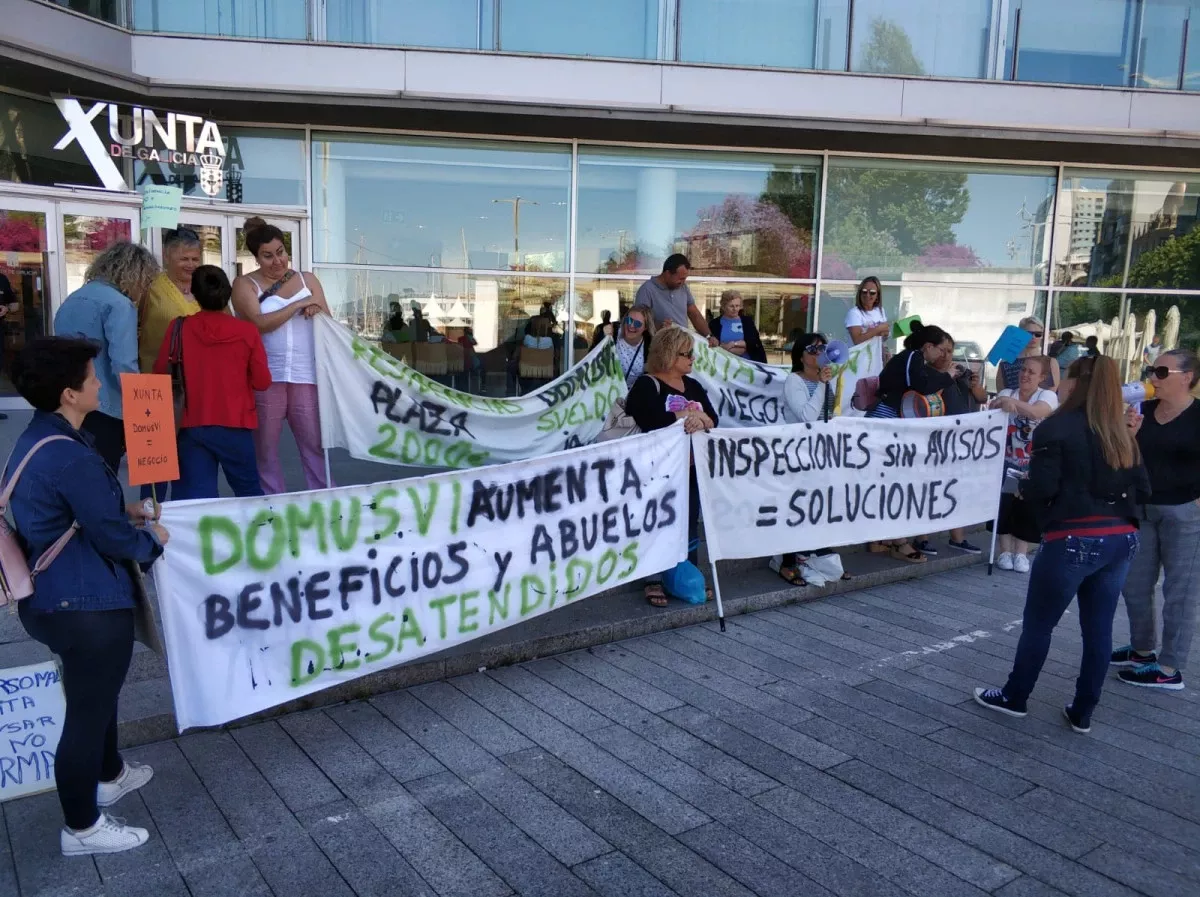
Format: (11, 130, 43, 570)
(1115, 350, 1200, 690)
(996, 316, 1059, 394)
(776, 333, 851, 585)
(614, 306, 652, 389)
(845, 276, 889, 354)
(625, 326, 717, 607)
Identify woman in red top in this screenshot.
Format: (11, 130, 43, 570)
(154, 265, 271, 500)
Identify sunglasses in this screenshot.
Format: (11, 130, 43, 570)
(678, 350, 694, 360)
(803, 343, 826, 355)
(860, 289, 878, 297)
(1027, 331, 1044, 339)
(1150, 366, 1186, 379)
(623, 317, 644, 329)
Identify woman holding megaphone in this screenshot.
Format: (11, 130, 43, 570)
(1115, 350, 1200, 690)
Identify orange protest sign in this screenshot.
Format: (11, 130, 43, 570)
(120, 373, 179, 486)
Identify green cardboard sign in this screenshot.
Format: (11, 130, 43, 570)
(140, 185, 183, 231)
(891, 315, 921, 339)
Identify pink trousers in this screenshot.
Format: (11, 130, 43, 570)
(253, 382, 331, 494)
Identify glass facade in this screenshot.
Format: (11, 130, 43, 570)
(40, 0, 1192, 92)
(304, 131, 1200, 400)
(132, 0, 308, 39)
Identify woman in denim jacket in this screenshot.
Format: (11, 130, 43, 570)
(7, 338, 168, 856)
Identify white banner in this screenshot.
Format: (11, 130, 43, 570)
(688, 335, 882, 427)
(316, 316, 626, 468)
(693, 412, 1007, 560)
(154, 425, 691, 729)
(0, 661, 64, 802)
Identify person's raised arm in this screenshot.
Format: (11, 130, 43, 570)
(231, 275, 313, 334)
(686, 303, 717, 344)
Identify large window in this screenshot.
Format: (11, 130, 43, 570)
(1, 92, 106, 190)
(678, 0, 849, 70)
(326, 0, 480, 48)
(311, 135, 572, 269)
(575, 147, 820, 278)
(50, 0, 123, 25)
(132, 0, 308, 39)
(850, 0, 992, 79)
(821, 158, 1056, 285)
(498, 0, 660, 59)
(1054, 171, 1200, 290)
(1051, 292, 1198, 381)
(1006, 0, 1196, 88)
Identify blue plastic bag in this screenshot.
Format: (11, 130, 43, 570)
(662, 540, 707, 604)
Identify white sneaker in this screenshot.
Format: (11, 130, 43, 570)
(1013, 554, 1031, 574)
(996, 552, 1015, 571)
(97, 760, 154, 807)
(61, 813, 149, 856)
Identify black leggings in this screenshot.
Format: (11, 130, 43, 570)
(18, 605, 134, 830)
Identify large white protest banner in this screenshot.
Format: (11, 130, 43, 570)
(0, 661, 65, 802)
(693, 412, 1007, 560)
(154, 425, 690, 729)
(316, 316, 627, 468)
(687, 334, 882, 426)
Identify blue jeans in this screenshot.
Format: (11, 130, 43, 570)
(175, 426, 263, 501)
(1004, 532, 1139, 716)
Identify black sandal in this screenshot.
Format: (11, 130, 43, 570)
(777, 566, 808, 586)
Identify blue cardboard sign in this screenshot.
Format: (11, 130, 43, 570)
(986, 325, 1034, 365)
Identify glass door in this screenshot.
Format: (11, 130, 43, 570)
(0, 199, 54, 407)
(146, 210, 231, 285)
(235, 216, 302, 277)
(58, 201, 139, 298)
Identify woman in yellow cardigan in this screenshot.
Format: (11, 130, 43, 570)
(138, 227, 201, 373)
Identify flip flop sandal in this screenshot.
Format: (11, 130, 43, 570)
(777, 566, 808, 587)
(867, 542, 890, 553)
(889, 547, 927, 564)
(645, 583, 668, 607)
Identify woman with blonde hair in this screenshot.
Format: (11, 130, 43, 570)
(139, 228, 201, 374)
(996, 315, 1059, 393)
(52, 241, 159, 472)
(624, 326, 717, 606)
(975, 355, 1149, 732)
(709, 290, 766, 362)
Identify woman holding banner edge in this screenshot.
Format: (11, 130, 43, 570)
(975, 355, 1148, 732)
(625, 326, 717, 606)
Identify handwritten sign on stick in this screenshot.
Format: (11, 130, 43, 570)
(0, 661, 65, 802)
(121, 373, 179, 486)
(987, 325, 1034, 366)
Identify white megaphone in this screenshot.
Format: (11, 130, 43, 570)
(819, 339, 849, 368)
(1122, 380, 1155, 406)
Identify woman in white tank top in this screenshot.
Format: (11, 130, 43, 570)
(231, 216, 333, 494)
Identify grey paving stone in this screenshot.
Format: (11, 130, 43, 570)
(407, 770, 593, 897)
(99, 867, 191, 897)
(361, 785, 511, 897)
(572, 851, 681, 897)
(0, 807, 18, 897)
(1015, 787, 1200, 880)
(5, 791, 102, 897)
(175, 731, 301, 841)
(557, 649, 687, 713)
(89, 792, 173, 881)
(649, 629, 785, 687)
(324, 700, 447, 783)
(246, 829, 357, 897)
(761, 675, 947, 736)
(490, 665, 612, 733)
(131, 740, 240, 864)
(451, 671, 711, 836)
(994, 877, 1073, 897)
(525, 658, 778, 797)
(410, 679, 536, 756)
(277, 709, 407, 809)
(1079, 844, 1198, 897)
(502, 748, 756, 897)
(755, 785, 993, 897)
(231, 719, 344, 813)
(302, 803, 438, 897)
(736, 608, 899, 664)
(590, 643, 848, 769)
(371, 689, 501, 779)
(178, 852, 274, 897)
(677, 821, 836, 897)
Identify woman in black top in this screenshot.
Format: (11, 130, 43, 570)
(1116, 349, 1200, 690)
(975, 356, 1149, 732)
(625, 326, 717, 606)
(866, 322, 956, 419)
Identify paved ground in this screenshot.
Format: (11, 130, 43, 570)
(4, 564, 1198, 897)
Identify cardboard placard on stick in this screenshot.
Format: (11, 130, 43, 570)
(121, 373, 178, 486)
(891, 315, 921, 339)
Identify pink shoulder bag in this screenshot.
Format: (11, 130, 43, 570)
(0, 436, 80, 607)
